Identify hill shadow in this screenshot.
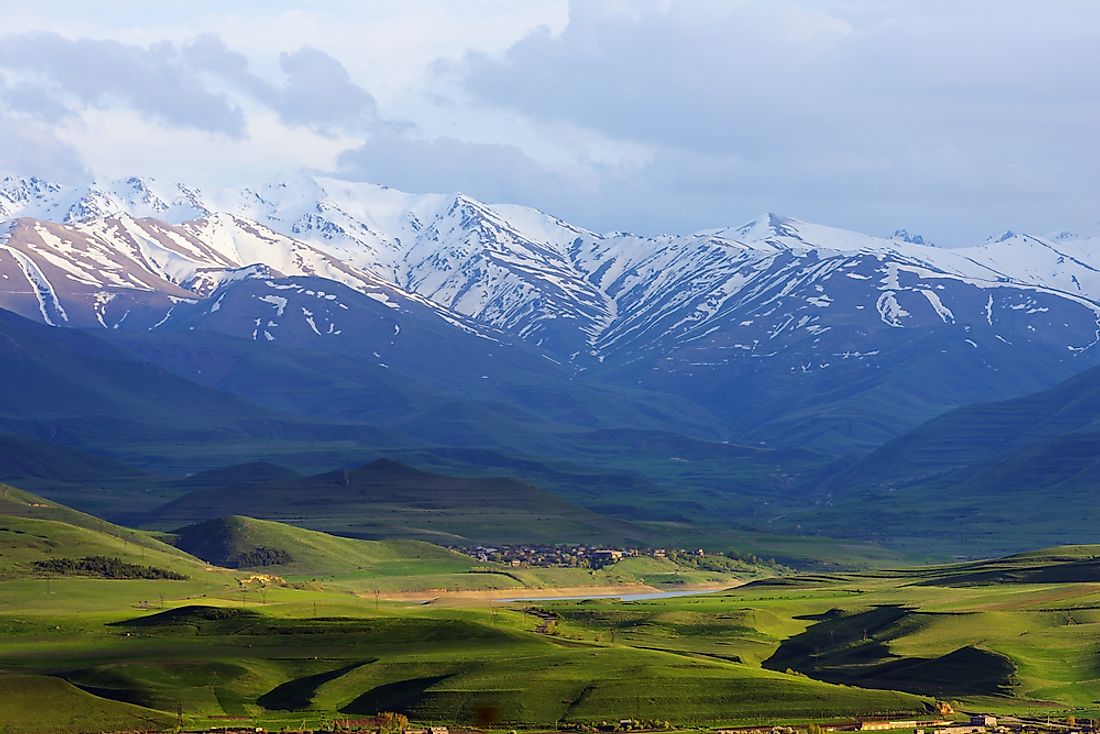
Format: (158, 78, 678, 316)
(258, 659, 376, 711)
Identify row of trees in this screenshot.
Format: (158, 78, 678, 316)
(32, 555, 188, 580)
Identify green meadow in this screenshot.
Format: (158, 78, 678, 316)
(6, 484, 1100, 732)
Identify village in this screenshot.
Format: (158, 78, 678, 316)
(452, 544, 701, 569)
(183, 712, 1100, 734)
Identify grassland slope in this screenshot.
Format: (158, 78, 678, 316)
(150, 459, 650, 545)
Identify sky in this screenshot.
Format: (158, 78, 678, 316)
(1, 0, 1099, 244)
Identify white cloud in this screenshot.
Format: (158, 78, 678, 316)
(1, 1, 1098, 243)
(335, 132, 588, 210)
(451, 0, 1100, 240)
(0, 111, 88, 183)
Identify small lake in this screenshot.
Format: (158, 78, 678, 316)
(493, 586, 733, 603)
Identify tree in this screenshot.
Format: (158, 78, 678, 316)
(378, 711, 408, 734)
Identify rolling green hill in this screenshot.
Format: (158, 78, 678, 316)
(148, 459, 652, 545)
(172, 515, 477, 577)
(0, 435, 170, 518)
(14, 506, 1100, 732)
(0, 484, 220, 580)
(0, 484, 167, 552)
(0, 674, 174, 734)
(838, 364, 1100, 487)
(791, 366, 1100, 555)
(167, 462, 304, 493)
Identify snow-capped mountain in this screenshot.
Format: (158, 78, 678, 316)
(0, 206, 489, 339)
(3, 173, 1099, 451)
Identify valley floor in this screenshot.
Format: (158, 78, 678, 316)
(6, 547, 1100, 734)
(5, 487, 1100, 734)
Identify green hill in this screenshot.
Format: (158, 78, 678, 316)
(0, 434, 148, 485)
(149, 459, 651, 545)
(0, 434, 170, 518)
(0, 674, 174, 734)
(891, 543, 1100, 586)
(0, 484, 163, 549)
(172, 515, 477, 576)
(838, 364, 1100, 486)
(167, 462, 304, 493)
(0, 484, 214, 580)
(792, 367, 1100, 555)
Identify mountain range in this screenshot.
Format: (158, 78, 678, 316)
(4, 174, 1100, 454)
(3, 172, 1100, 556)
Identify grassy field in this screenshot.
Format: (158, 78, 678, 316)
(0, 592, 928, 732)
(10, 490, 1100, 732)
(8, 549, 1100, 732)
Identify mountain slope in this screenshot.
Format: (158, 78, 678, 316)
(0, 306, 279, 443)
(0, 306, 406, 482)
(792, 366, 1100, 553)
(5, 174, 1100, 452)
(147, 459, 652, 545)
(840, 363, 1100, 487)
(0, 484, 216, 579)
(171, 515, 475, 576)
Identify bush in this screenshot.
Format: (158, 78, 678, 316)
(229, 546, 294, 568)
(31, 556, 188, 580)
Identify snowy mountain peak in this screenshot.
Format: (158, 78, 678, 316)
(987, 230, 1019, 244)
(1045, 224, 1100, 242)
(4, 171, 1100, 379)
(728, 212, 800, 241)
(891, 228, 936, 247)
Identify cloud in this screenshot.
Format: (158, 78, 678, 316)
(276, 47, 379, 132)
(1, 4, 1097, 242)
(335, 132, 582, 208)
(185, 34, 379, 135)
(0, 31, 382, 142)
(446, 0, 1100, 240)
(0, 112, 88, 182)
(0, 32, 247, 136)
(1, 81, 76, 122)
(456, 1, 1100, 154)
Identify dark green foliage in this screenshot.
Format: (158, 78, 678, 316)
(30, 555, 187, 580)
(229, 545, 294, 568)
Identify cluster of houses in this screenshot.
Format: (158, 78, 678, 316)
(853, 715, 1097, 734)
(193, 715, 1100, 734)
(455, 544, 703, 569)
